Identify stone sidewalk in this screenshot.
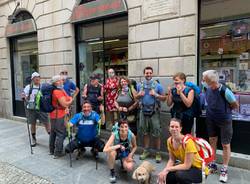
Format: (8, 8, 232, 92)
(0, 118, 250, 184)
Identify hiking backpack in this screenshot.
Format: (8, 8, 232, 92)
(182, 134, 215, 166)
(40, 83, 57, 113)
(185, 82, 202, 118)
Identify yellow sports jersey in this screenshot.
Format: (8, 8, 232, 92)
(167, 137, 209, 175)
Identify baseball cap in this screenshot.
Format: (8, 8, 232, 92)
(31, 72, 40, 80)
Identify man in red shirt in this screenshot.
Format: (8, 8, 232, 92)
(49, 75, 73, 159)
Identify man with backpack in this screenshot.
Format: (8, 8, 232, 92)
(60, 70, 79, 99)
(49, 75, 73, 159)
(202, 70, 239, 183)
(23, 72, 50, 147)
(82, 75, 104, 114)
(136, 66, 165, 163)
(65, 100, 105, 159)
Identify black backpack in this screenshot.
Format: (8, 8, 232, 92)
(40, 83, 58, 113)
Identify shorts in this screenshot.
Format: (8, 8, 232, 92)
(26, 109, 48, 124)
(206, 118, 233, 145)
(139, 110, 161, 138)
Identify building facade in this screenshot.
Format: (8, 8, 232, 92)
(0, 0, 250, 157)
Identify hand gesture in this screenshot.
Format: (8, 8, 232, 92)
(138, 91, 145, 97)
(149, 89, 155, 96)
(176, 84, 183, 95)
(120, 145, 125, 151)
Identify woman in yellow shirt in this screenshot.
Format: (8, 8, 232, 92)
(157, 118, 202, 184)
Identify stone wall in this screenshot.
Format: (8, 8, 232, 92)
(0, 0, 77, 118)
(127, 0, 198, 89)
(126, 0, 198, 150)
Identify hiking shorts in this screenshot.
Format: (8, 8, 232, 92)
(139, 111, 161, 138)
(26, 109, 48, 124)
(206, 118, 233, 145)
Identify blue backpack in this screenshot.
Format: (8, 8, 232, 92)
(185, 82, 202, 118)
(40, 83, 58, 113)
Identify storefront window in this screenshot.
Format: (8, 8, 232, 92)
(200, 0, 250, 119)
(77, 16, 128, 91)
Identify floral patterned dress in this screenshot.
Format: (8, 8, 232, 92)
(104, 77, 119, 112)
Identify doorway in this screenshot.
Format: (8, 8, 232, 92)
(10, 35, 38, 117)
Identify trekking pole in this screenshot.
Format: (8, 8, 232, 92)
(24, 101, 33, 154)
(66, 115, 73, 167)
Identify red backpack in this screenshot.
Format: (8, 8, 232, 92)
(182, 134, 215, 165)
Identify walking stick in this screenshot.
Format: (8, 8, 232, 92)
(66, 115, 73, 167)
(24, 101, 33, 154)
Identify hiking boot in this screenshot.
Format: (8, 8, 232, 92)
(219, 167, 228, 183)
(155, 152, 162, 163)
(110, 170, 117, 183)
(139, 150, 150, 160)
(76, 147, 86, 160)
(208, 162, 218, 174)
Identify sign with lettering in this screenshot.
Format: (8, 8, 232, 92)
(71, 0, 127, 23)
(142, 0, 179, 20)
(5, 19, 36, 37)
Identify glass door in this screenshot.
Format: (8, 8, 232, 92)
(11, 35, 38, 117)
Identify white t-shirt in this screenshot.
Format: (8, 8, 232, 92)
(23, 84, 40, 102)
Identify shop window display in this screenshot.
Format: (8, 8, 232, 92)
(200, 0, 250, 120)
(77, 16, 128, 91)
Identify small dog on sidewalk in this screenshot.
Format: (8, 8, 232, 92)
(132, 161, 155, 184)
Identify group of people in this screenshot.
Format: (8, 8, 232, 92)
(22, 66, 238, 183)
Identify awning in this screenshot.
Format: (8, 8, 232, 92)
(5, 19, 36, 37)
(71, 0, 127, 23)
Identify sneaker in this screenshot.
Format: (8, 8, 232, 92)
(219, 167, 228, 183)
(53, 153, 65, 159)
(155, 152, 162, 163)
(139, 150, 150, 160)
(31, 137, 37, 147)
(109, 170, 116, 183)
(208, 162, 218, 174)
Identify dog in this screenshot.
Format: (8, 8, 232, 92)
(132, 161, 155, 184)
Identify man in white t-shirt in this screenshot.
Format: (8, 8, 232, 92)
(23, 72, 50, 146)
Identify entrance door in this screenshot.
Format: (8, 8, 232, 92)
(11, 35, 38, 117)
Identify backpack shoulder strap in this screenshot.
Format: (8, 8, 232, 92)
(28, 83, 33, 97)
(127, 130, 133, 142)
(182, 134, 193, 149)
(114, 131, 120, 145)
(219, 84, 227, 100)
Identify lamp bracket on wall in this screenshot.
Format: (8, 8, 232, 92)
(8, 1, 20, 22)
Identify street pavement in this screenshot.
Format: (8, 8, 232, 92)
(0, 118, 249, 184)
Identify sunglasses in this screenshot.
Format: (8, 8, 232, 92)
(61, 72, 68, 75)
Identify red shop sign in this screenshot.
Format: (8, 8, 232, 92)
(71, 0, 127, 23)
(5, 19, 36, 37)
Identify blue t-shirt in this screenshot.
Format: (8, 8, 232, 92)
(136, 80, 164, 108)
(70, 111, 100, 143)
(64, 79, 77, 96)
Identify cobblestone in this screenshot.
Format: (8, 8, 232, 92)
(0, 162, 52, 184)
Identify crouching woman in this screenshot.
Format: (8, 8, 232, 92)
(104, 120, 137, 183)
(158, 118, 205, 184)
